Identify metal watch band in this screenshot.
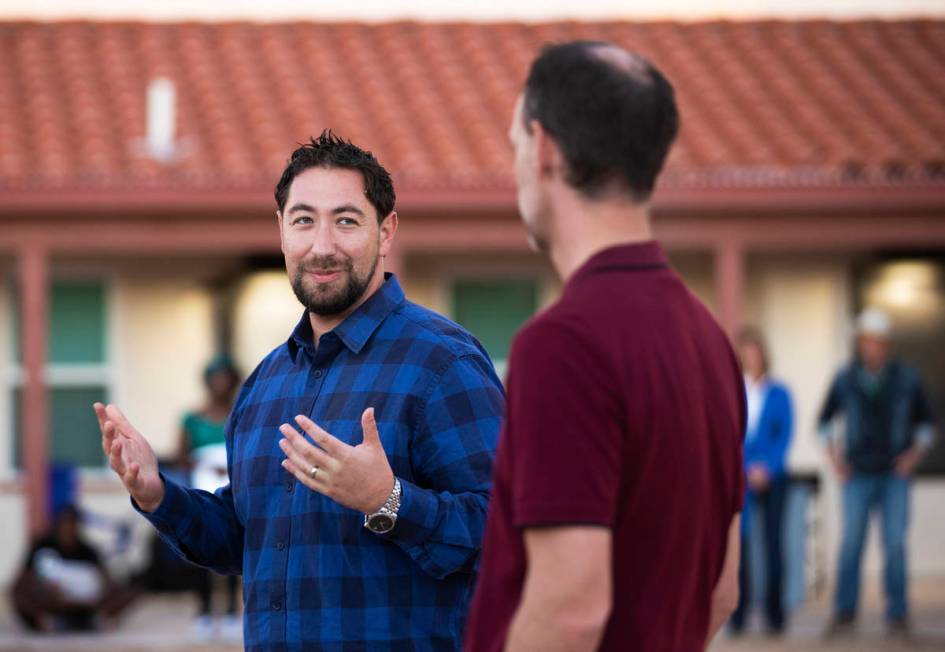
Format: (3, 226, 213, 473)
(366, 478, 401, 518)
(364, 478, 402, 533)
(381, 478, 402, 516)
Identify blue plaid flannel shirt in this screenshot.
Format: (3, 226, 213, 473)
(139, 275, 505, 651)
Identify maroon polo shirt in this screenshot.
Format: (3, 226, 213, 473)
(465, 241, 745, 652)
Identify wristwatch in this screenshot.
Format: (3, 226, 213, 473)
(364, 478, 402, 534)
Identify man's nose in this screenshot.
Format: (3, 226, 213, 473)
(308, 222, 337, 256)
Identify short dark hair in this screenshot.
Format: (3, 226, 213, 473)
(274, 129, 395, 222)
(203, 354, 240, 388)
(523, 41, 679, 201)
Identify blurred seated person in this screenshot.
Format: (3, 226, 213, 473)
(10, 504, 138, 632)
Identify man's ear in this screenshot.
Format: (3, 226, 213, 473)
(276, 210, 286, 254)
(533, 121, 563, 179)
(379, 211, 398, 258)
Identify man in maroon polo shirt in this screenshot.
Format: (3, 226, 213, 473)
(465, 42, 745, 651)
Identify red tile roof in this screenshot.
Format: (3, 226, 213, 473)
(1, 19, 943, 208)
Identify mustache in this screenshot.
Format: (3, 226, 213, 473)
(299, 256, 352, 273)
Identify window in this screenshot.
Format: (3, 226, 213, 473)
(11, 280, 110, 469)
(452, 279, 538, 380)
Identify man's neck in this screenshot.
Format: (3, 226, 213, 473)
(546, 189, 653, 281)
(308, 267, 387, 345)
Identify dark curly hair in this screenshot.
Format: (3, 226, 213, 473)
(274, 129, 395, 222)
(523, 41, 679, 201)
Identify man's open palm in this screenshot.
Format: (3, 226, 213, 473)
(94, 402, 164, 512)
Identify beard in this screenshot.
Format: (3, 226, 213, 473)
(290, 251, 379, 317)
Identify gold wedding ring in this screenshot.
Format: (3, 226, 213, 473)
(309, 465, 319, 480)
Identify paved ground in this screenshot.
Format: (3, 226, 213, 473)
(0, 579, 943, 651)
(0, 592, 243, 652)
(710, 578, 945, 652)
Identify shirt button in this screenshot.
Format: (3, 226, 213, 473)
(286, 481, 293, 493)
(313, 369, 323, 378)
(276, 541, 285, 551)
(271, 600, 282, 611)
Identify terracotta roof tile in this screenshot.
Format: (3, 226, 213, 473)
(0, 19, 943, 199)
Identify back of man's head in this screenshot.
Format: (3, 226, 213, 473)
(523, 41, 679, 202)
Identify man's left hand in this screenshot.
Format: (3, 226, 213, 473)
(894, 446, 922, 477)
(279, 408, 395, 514)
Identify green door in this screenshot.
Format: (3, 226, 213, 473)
(452, 279, 538, 369)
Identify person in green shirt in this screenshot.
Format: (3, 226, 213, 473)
(176, 356, 241, 640)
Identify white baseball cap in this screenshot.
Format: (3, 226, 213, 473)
(855, 308, 892, 338)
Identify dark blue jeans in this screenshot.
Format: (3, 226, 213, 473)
(834, 473, 910, 621)
(731, 476, 787, 632)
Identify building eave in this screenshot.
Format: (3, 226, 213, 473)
(1, 184, 943, 218)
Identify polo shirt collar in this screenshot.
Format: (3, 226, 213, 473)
(570, 240, 669, 284)
(288, 273, 406, 358)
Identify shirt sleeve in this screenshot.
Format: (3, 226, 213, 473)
(505, 318, 623, 528)
(817, 371, 844, 440)
(23, 541, 42, 572)
(78, 540, 104, 566)
(764, 386, 794, 477)
(133, 371, 259, 576)
(134, 473, 244, 576)
(382, 353, 505, 579)
(733, 354, 747, 514)
(178, 412, 194, 451)
(910, 375, 936, 448)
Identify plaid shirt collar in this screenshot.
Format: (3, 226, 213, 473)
(288, 272, 406, 360)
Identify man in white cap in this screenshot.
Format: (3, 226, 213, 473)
(819, 307, 935, 637)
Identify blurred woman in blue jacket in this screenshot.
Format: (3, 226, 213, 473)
(730, 327, 794, 635)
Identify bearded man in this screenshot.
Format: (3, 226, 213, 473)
(95, 130, 505, 651)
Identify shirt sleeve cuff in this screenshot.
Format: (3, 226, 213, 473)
(513, 500, 613, 528)
(379, 477, 438, 546)
(131, 473, 188, 536)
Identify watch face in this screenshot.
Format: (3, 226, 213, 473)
(367, 514, 395, 533)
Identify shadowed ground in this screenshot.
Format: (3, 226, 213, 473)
(710, 578, 945, 652)
(0, 579, 942, 651)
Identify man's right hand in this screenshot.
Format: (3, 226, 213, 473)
(94, 403, 165, 512)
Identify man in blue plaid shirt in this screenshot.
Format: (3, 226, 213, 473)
(94, 130, 505, 651)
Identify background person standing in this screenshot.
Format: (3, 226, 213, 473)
(176, 356, 242, 639)
(730, 327, 793, 636)
(820, 308, 936, 636)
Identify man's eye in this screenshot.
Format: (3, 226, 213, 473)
(294, 216, 314, 225)
(338, 217, 358, 226)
